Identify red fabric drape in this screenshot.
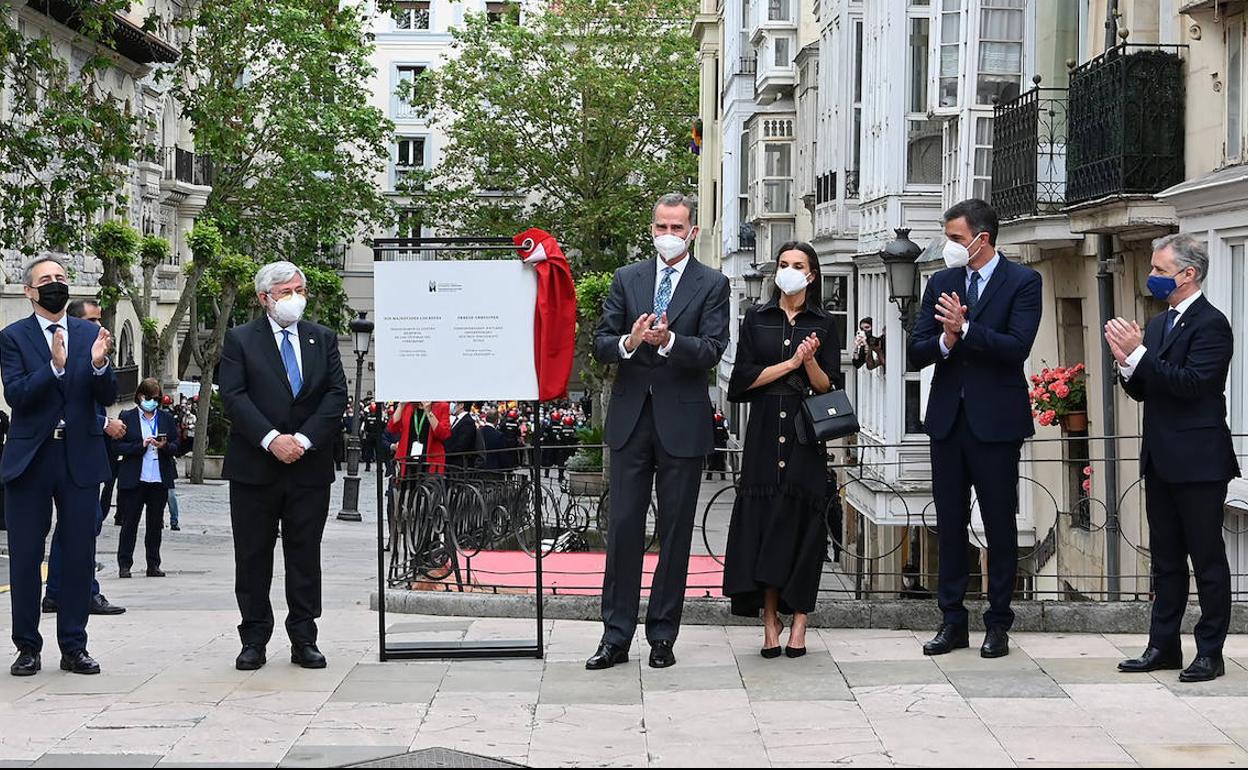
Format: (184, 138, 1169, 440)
(515, 228, 577, 402)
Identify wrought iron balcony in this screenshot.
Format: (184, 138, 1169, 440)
(163, 147, 213, 187)
(991, 86, 1068, 221)
(1065, 43, 1185, 206)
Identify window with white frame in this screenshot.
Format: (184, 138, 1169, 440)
(1227, 16, 1244, 162)
(908, 16, 941, 185)
(768, 0, 791, 23)
(774, 36, 792, 68)
(942, 119, 960, 207)
(1231, 242, 1247, 460)
(392, 1, 430, 30)
(395, 65, 427, 120)
(395, 136, 427, 187)
(976, 0, 1024, 105)
(971, 115, 993, 200)
(822, 272, 850, 362)
(939, 0, 962, 108)
(850, 19, 863, 191)
(763, 141, 793, 214)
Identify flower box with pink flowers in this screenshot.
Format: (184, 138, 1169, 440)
(1029, 363, 1088, 431)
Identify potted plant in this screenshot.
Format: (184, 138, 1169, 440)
(565, 425, 606, 497)
(1029, 363, 1088, 432)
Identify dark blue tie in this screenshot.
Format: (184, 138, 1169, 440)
(280, 330, 303, 394)
(966, 270, 981, 310)
(1164, 309, 1179, 338)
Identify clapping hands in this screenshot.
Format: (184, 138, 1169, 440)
(789, 333, 821, 369)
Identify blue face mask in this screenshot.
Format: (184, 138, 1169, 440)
(141, 399, 159, 413)
(1146, 270, 1187, 302)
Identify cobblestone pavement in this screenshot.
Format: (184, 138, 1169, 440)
(2, 473, 1248, 767)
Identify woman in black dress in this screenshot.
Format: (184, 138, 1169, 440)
(724, 241, 840, 658)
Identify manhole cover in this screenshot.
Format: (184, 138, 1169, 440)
(347, 747, 524, 768)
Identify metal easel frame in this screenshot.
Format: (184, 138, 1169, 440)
(373, 236, 545, 661)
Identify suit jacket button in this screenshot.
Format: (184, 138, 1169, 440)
(780, 411, 787, 418)
(778, 460, 786, 469)
(779, 436, 786, 444)
(784, 339, 791, 346)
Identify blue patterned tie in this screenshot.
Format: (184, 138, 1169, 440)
(280, 330, 303, 395)
(966, 270, 981, 310)
(654, 266, 676, 317)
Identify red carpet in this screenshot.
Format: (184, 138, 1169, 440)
(431, 551, 726, 598)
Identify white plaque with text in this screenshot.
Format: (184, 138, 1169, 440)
(374, 260, 539, 401)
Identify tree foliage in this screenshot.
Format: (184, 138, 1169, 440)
(405, 0, 699, 274)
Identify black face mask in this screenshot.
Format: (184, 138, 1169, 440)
(33, 282, 69, 315)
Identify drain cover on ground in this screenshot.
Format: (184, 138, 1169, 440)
(347, 748, 524, 768)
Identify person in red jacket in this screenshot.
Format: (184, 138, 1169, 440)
(387, 401, 452, 478)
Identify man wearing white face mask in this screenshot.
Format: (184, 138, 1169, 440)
(907, 199, 1042, 661)
(588, 193, 731, 671)
(219, 261, 347, 672)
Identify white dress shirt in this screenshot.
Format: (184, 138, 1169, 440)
(618, 255, 688, 359)
(139, 410, 163, 483)
(36, 312, 109, 378)
(260, 316, 313, 452)
(939, 251, 1002, 358)
(1119, 290, 1203, 381)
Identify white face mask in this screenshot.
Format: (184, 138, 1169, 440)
(774, 266, 810, 296)
(270, 292, 307, 326)
(653, 232, 691, 262)
(942, 233, 983, 270)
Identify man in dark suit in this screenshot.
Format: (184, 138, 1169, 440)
(2, 256, 117, 677)
(587, 193, 731, 670)
(113, 378, 181, 578)
(219, 261, 347, 671)
(907, 198, 1042, 659)
(1107, 233, 1239, 683)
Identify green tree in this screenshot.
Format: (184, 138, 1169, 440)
(405, 0, 699, 274)
(0, 1, 143, 255)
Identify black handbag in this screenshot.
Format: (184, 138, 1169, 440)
(795, 389, 860, 444)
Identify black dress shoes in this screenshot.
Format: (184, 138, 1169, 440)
(236, 645, 267, 671)
(585, 642, 629, 671)
(649, 640, 676, 669)
(170, 524, 180, 531)
(1179, 656, 1225, 683)
(291, 644, 328, 669)
(119, 568, 132, 579)
(41, 597, 57, 614)
(146, 568, 166, 578)
(90, 594, 126, 616)
(981, 627, 1010, 659)
(922, 624, 969, 656)
(1118, 646, 1183, 673)
(60, 649, 100, 675)
(10, 650, 40, 677)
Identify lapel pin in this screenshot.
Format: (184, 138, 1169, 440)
(308, 339, 315, 345)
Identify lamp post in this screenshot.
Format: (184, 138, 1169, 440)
(338, 311, 375, 522)
(741, 262, 765, 305)
(880, 228, 922, 333)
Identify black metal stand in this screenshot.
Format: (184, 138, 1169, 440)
(374, 236, 545, 662)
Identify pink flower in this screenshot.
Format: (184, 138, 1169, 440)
(1082, 479, 1092, 494)
(1040, 392, 1051, 402)
(1083, 465, 1093, 477)
(1053, 384, 1070, 399)
(1038, 412, 1054, 427)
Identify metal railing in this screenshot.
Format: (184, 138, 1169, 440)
(163, 146, 213, 187)
(843, 168, 860, 200)
(1065, 43, 1185, 205)
(992, 86, 1068, 220)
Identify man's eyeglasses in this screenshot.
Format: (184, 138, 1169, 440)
(269, 287, 309, 301)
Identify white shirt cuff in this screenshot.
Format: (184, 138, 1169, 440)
(51, 362, 65, 378)
(939, 334, 951, 359)
(657, 332, 677, 357)
(92, 361, 109, 375)
(960, 321, 970, 336)
(618, 335, 637, 360)
(294, 433, 313, 450)
(261, 430, 280, 451)
(1120, 345, 1146, 381)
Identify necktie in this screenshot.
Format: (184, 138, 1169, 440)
(280, 330, 303, 395)
(47, 323, 61, 349)
(654, 266, 676, 318)
(966, 270, 981, 311)
(1164, 308, 1179, 338)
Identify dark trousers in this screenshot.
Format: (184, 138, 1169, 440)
(601, 398, 703, 649)
(46, 503, 105, 601)
(930, 405, 1021, 631)
(117, 482, 168, 571)
(101, 472, 116, 521)
(230, 476, 331, 647)
(1145, 468, 1231, 658)
(6, 438, 98, 654)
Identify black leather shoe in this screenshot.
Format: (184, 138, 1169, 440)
(170, 524, 180, 531)
(119, 568, 131, 579)
(146, 568, 166, 578)
(59, 650, 100, 675)
(1179, 656, 1225, 683)
(291, 643, 327, 669)
(89, 594, 126, 616)
(585, 642, 629, 671)
(1118, 646, 1183, 673)
(10, 650, 40, 677)
(41, 597, 57, 614)
(649, 640, 676, 669)
(981, 627, 1010, 659)
(236, 645, 267, 671)
(922, 624, 969, 656)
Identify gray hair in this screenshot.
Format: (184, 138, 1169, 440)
(653, 193, 697, 226)
(1152, 233, 1208, 282)
(254, 260, 307, 295)
(23, 255, 67, 286)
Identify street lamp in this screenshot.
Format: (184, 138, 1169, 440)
(741, 262, 766, 305)
(338, 310, 375, 522)
(881, 228, 922, 334)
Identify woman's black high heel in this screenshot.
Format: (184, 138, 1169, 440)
(761, 617, 784, 659)
(785, 625, 807, 658)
